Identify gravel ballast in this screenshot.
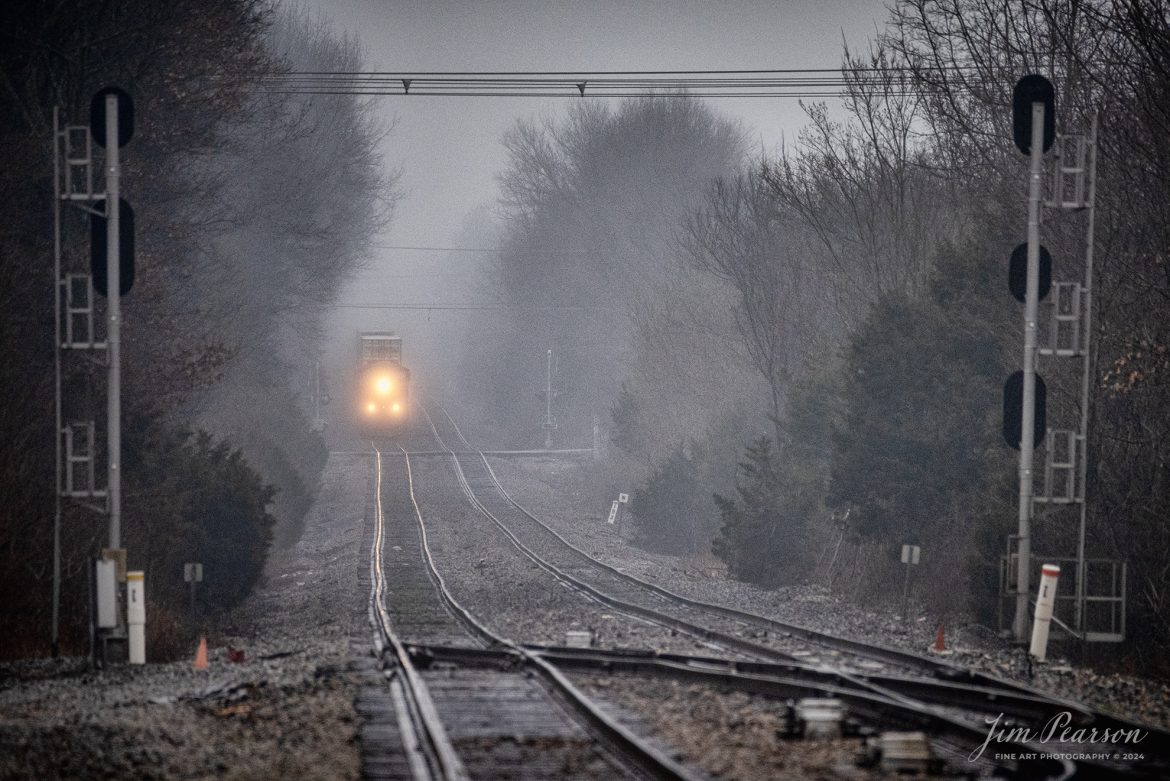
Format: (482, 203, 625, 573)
(486, 454, 1170, 732)
(575, 674, 878, 780)
(0, 453, 374, 780)
(407, 454, 731, 656)
(8, 445, 1163, 779)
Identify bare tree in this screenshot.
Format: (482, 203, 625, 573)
(762, 41, 960, 321)
(481, 96, 747, 445)
(680, 172, 827, 447)
(879, 0, 1170, 665)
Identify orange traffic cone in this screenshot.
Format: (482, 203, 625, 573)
(193, 636, 209, 671)
(933, 623, 946, 652)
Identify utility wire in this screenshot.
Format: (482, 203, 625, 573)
(276, 67, 959, 75)
(336, 303, 595, 311)
(259, 67, 975, 99)
(370, 244, 590, 254)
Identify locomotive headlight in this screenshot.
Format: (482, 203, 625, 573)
(391, 402, 402, 414)
(376, 376, 392, 394)
(366, 402, 377, 414)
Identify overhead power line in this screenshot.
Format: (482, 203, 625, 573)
(259, 67, 974, 99)
(370, 244, 590, 255)
(336, 303, 594, 311)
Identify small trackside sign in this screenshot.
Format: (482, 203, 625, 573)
(617, 493, 629, 504)
(900, 545, 921, 565)
(607, 501, 620, 524)
(184, 563, 203, 582)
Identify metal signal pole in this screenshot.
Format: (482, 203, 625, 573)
(1014, 102, 1046, 641)
(544, 349, 554, 449)
(52, 107, 63, 656)
(1074, 112, 1099, 632)
(105, 95, 123, 551)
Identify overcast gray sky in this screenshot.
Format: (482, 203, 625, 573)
(302, 0, 886, 247)
(298, 0, 889, 392)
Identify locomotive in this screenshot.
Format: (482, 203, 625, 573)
(355, 331, 411, 433)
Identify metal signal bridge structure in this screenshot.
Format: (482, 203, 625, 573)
(1000, 75, 1124, 647)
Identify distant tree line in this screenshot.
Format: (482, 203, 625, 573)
(478, 0, 1170, 673)
(0, 1, 392, 658)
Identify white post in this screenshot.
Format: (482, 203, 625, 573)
(127, 570, 145, 664)
(1030, 564, 1060, 661)
(1014, 101, 1046, 641)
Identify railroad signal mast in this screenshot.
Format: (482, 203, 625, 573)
(1005, 74, 1055, 643)
(539, 349, 557, 449)
(52, 87, 138, 663)
(1002, 76, 1124, 645)
(310, 360, 330, 433)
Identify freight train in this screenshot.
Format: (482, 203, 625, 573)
(355, 332, 410, 434)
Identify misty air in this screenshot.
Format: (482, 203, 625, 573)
(2, 1, 1169, 779)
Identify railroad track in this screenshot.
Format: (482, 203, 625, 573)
(365, 441, 472, 780)
(418, 400, 1170, 780)
(362, 434, 702, 779)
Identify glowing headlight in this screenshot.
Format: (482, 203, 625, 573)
(366, 402, 377, 414)
(391, 402, 402, 414)
(376, 376, 392, 394)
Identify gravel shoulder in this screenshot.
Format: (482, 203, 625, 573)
(487, 455, 1170, 732)
(0, 452, 373, 781)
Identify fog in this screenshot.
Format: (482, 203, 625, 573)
(2, 0, 1165, 674)
(306, 0, 887, 443)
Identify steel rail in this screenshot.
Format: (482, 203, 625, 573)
(418, 407, 842, 665)
(524, 645, 1090, 724)
(369, 445, 471, 781)
(432, 405, 1064, 695)
(423, 407, 978, 697)
(425, 404, 1170, 779)
(422, 408, 963, 698)
(538, 645, 1168, 780)
(411, 639, 1085, 725)
(395, 440, 701, 781)
(419, 405, 1076, 758)
(466, 426, 1170, 755)
(405, 643, 1081, 780)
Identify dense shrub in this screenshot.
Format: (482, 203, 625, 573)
(630, 444, 712, 554)
(712, 436, 808, 584)
(124, 414, 276, 614)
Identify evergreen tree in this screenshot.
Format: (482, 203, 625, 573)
(630, 444, 710, 554)
(124, 414, 276, 613)
(712, 436, 793, 583)
(609, 383, 644, 459)
(827, 240, 1010, 542)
